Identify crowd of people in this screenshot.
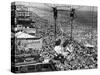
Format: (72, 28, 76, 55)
(13, 16, 97, 71)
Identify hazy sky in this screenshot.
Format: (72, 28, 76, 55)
(14, 1, 97, 19)
(15, 1, 97, 12)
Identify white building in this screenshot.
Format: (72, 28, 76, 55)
(15, 31, 35, 38)
(15, 31, 42, 50)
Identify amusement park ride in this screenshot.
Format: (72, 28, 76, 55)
(31, 4, 79, 41)
(26, 4, 80, 41)
(51, 6, 77, 41)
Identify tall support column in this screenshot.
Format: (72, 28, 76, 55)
(53, 7, 57, 40)
(70, 8, 76, 41)
(70, 19, 73, 41)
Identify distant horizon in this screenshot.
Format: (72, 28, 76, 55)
(12, 1, 97, 12)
